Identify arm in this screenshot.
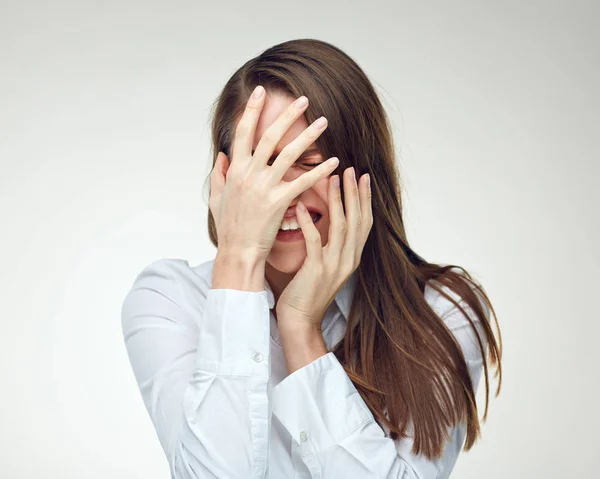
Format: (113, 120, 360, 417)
(271, 293, 488, 479)
(120, 257, 270, 479)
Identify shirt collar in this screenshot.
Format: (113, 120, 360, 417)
(263, 269, 357, 321)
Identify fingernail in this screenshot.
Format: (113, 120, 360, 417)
(313, 116, 327, 129)
(332, 175, 340, 188)
(295, 96, 308, 109)
(252, 85, 264, 99)
(365, 173, 370, 188)
(297, 200, 307, 212)
(351, 167, 356, 181)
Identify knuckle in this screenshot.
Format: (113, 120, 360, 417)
(296, 127, 322, 148)
(308, 234, 320, 246)
(286, 106, 299, 122)
(344, 263, 355, 277)
(291, 132, 321, 162)
(235, 121, 249, 138)
(309, 124, 324, 139)
(261, 129, 278, 146)
(229, 172, 245, 188)
(266, 186, 280, 200)
(280, 144, 301, 163)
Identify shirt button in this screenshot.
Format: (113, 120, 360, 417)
(252, 352, 263, 363)
(299, 431, 308, 442)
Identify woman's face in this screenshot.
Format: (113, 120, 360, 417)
(251, 91, 332, 274)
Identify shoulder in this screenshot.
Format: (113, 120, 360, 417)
(125, 257, 215, 294)
(121, 257, 217, 327)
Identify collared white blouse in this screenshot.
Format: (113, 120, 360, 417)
(121, 258, 488, 478)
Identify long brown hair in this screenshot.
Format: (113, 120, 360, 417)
(203, 38, 502, 459)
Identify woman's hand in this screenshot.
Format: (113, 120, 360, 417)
(209, 85, 340, 263)
(276, 165, 373, 333)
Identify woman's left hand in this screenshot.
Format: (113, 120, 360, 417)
(276, 166, 373, 333)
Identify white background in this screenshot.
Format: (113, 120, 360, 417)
(1, 0, 598, 477)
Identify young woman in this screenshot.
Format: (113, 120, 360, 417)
(121, 38, 503, 478)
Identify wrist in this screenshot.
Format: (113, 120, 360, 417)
(278, 329, 328, 374)
(278, 320, 325, 346)
(212, 251, 266, 292)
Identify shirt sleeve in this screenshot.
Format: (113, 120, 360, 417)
(270, 291, 488, 479)
(120, 259, 271, 479)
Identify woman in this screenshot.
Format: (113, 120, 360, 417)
(121, 38, 502, 478)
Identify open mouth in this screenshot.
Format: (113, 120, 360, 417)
(278, 213, 322, 232)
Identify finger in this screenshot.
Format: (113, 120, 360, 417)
(283, 156, 340, 201)
(358, 172, 373, 252)
(231, 85, 266, 166)
(341, 167, 361, 259)
(325, 174, 346, 255)
(209, 152, 229, 230)
(219, 151, 230, 182)
(251, 95, 310, 172)
(268, 116, 328, 184)
(296, 200, 323, 263)
(210, 152, 228, 201)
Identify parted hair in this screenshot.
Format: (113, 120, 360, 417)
(203, 38, 502, 459)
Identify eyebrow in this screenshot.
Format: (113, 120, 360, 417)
(251, 147, 321, 162)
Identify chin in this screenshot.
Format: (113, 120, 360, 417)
(266, 246, 307, 274)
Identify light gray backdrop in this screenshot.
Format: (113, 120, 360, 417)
(1, 0, 598, 477)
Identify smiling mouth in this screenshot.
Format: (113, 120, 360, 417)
(278, 213, 322, 232)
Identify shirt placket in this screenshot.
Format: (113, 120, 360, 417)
(291, 435, 312, 479)
(294, 429, 323, 479)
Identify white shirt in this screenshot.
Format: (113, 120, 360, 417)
(121, 258, 487, 479)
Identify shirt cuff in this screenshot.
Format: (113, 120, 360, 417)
(196, 288, 270, 378)
(271, 352, 374, 456)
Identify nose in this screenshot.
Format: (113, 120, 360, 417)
(280, 166, 309, 210)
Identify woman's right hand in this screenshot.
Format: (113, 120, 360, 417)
(209, 85, 339, 263)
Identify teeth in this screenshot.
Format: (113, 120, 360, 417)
(280, 217, 300, 231)
(279, 214, 320, 231)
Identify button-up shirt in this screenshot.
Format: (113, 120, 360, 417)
(121, 258, 487, 478)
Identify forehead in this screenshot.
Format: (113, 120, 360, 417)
(251, 92, 313, 153)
